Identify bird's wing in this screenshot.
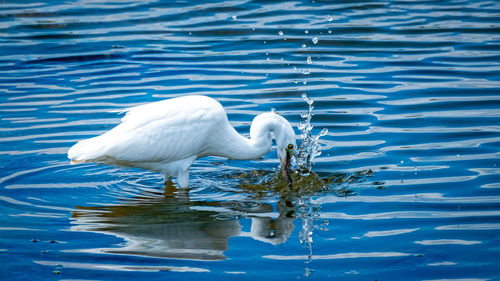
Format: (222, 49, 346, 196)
(101, 96, 225, 163)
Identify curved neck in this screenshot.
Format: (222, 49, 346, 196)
(212, 113, 289, 160)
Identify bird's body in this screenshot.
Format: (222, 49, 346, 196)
(68, 95, 296, 187)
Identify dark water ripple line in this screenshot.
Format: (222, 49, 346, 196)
(33, 260, 209, 273)
(411, 152, 500, 163)
(319, 210, 500, 220)
(0, 193, 73, 212)
(317, 193, 500, 204)
(379, 136, 500, 151)
(369, 126, 500, 134)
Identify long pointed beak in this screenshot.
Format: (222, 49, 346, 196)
(281, 149, 293, 187)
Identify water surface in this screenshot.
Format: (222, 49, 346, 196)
(1, 0, 499, 280)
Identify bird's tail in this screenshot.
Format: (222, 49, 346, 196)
(68, 135, 108, 163)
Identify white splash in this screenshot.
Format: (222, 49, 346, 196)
(295, 93, 328, 174)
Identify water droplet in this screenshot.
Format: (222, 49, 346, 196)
(232, 15, 237, 20)
(304, 268, 314, 277)
(312, 37, 318, 44)
(400, 160, 404, 164)
(302, 69, 310, 75)
(307, 56, 312, 64)
(303, 80, 307, 85)
(301, 43, 307, 48)
(188, 32, 192, 35)
(278, 30, 283, 36)
(327, 15, 333, 21)
(305, 30, 309, 34)
(266, 57, 270, 61)
(328, 30, 332, 34)
(293, 66, 297, 71)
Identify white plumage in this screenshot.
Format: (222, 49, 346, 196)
(68, 95, 296, 187)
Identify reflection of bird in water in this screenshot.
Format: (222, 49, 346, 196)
(68, 95, 296, 187)
(250, 198, 296, 245)
(71, 185, 296, 260)
(72, 187, 240, 260)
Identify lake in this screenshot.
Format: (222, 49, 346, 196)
(1, 0, 499, 280)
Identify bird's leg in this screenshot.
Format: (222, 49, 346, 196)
(164, 174, 172, 182)
(177, 169, 190, 188)
(164, 180, 177, 197)
(281, 149, 293, 189)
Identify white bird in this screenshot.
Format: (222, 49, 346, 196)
(68, 95, 296, 187)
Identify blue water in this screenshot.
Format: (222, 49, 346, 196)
(1, 0, 500, 280)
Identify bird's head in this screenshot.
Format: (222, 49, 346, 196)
(274, 118, 296, 183)
(251, 112, 296, 184)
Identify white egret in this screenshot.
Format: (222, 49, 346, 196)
(68, 95, 296, 187)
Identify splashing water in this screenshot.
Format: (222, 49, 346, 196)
(298, 196, 320, 253)
(295, 93, 328, 175)
(289, 94, 329, 275)
(298, 196, 323, 276)
(293, 94, 328, 275)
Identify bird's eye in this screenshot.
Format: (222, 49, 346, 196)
(287, 144, 294, 150)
